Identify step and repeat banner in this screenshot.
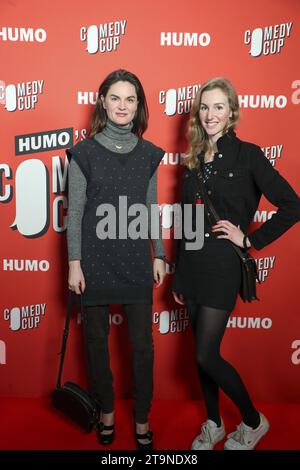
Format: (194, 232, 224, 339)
(1, 0, 300, 402)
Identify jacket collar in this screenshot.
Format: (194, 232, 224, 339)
(216, 129, 237, 152)
(195, 129, 240, 170)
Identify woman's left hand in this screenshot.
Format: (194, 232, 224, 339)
(211, 220, 246, 248)
(153, 258, 166, 287)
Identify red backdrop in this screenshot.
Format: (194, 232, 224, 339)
(1, 0, 300, 404)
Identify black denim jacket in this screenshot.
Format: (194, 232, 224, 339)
(182, 131, 300, 250)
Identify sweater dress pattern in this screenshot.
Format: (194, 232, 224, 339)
(67, 137, 164, 306)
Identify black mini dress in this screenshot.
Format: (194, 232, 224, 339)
(172, 161, 242, 312)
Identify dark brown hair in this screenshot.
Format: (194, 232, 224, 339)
(89, 69, 149, 138)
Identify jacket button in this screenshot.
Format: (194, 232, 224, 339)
(205, 233, 210, 238)
(229, 172, 233, 177)
(218, 153, 223, 158)
(207, 190, 212, 195)
(213, 170, 217, 175)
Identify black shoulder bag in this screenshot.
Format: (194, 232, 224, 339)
(196, 156, 260, 303)
(51, 293, 100, 432)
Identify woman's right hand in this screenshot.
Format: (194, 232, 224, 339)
(172, 291, 185, 305)
(68, 260, 86, 294)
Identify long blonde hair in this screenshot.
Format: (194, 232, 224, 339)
(185, 77, 240, 169)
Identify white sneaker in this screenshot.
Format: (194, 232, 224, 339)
(224, 413, 269, 450)
(191, 418, 226, 450)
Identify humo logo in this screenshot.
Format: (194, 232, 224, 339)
(15, 128, 73, 155)
(227, 316, 272, 329)
(160, 32, 210, 47)
(153, 309, 189, 334)
(78, 91, 98, 105)
(159, 84, 201, 116)
(160, 152, 185, 166)
(80, 20, 127, 54)
(0, 27, 47, 42)
(3, 303, 46, 331)
(3, 259, 50, 271)
(0, 156, 69, 236)
(0, 340, 6, 365)
(253, 210, 276, 223)
(244, 22, 292, 57)
(0, 80, 44, 111)
(238, 94, 287, 109)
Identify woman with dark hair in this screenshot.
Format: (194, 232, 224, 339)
(67, 69, 166, 450)
(172, 77, 300, 450)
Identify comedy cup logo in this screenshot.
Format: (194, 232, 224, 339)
(80, 20, 127, 54)
(0, 79, 44, 111)
(159, 84, 201, 116)
(244, 21, 292, 57)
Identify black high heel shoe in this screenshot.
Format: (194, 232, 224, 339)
(96, 422, 115, 445)
(135, 429, 153, 450)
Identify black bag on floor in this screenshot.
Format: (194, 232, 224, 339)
(51, 293, 99, 432)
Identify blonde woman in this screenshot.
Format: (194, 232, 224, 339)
(172, 77, 300, 450)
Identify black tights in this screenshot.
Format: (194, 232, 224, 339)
(188, 304, 260, 429)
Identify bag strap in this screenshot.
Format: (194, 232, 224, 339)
(196, 153, 254, 264)
(56, 293, 83, 388)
